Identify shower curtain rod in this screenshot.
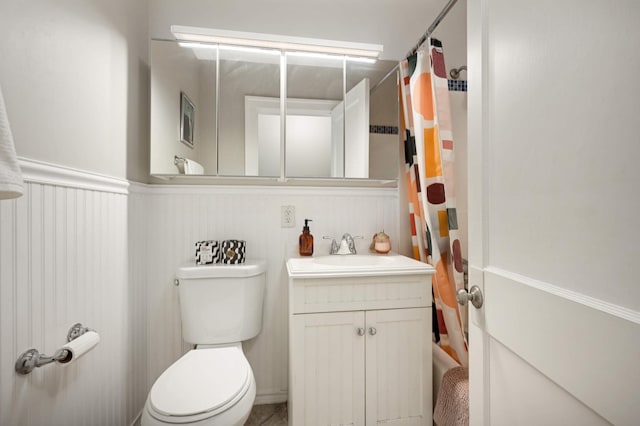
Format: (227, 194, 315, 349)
(406, 0, 459, 57)
(370, 0, 459, 94)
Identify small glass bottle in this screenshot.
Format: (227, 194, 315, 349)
(373, 231, 391, 254)
(299, 219, 314, 256)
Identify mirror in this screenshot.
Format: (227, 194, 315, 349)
(349, 61, 400, 180)
(150, 39, 217, 175)
(219, 47, 281, 176)
(150, 39, 399, 180)
(285, 56, 344, 177)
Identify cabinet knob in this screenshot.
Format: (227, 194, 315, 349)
(368, 327, 377, 336)
(356, 327, 365, 336)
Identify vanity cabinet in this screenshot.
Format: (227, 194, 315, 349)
(286, 257, 435, 426)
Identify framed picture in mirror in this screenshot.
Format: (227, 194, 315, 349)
(180, 91, 195, 148)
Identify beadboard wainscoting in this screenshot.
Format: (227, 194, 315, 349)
(0, 160, 142, 426)
(0, 158, 401, 425)
(134, 184, 401, 405)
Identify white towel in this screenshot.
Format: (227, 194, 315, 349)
(183, 158, 204, 175)
(0, 84, 23, 199)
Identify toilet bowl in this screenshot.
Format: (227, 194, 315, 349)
(141, 260, 266, 426)
(142, 344, 255, 425)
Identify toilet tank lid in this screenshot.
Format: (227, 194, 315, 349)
(177, 259, 266, 279)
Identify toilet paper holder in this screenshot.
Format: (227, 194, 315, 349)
(15, 323, 96, 375)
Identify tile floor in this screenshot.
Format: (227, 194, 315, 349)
(245, 402, 287, 425)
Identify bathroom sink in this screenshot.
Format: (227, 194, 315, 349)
(286, 254, 433, 278)
(312, 254, 395, 267)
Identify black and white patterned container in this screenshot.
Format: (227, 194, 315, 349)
(195, 240, 220, 265)
(221, 240, 246, 264)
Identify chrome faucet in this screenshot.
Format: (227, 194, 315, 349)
(340, 233, 357, 254)
(325, 233, 359, 255)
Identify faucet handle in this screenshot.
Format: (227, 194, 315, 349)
(348, 236, 364, 254)
(323, 236, 340, 255)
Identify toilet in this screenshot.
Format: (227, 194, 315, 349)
(141, 259, 266, 426)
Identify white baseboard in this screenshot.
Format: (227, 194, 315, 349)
(254, 390, 288, 405)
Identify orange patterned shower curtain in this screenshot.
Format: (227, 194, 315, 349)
(399, 39, 468, 366)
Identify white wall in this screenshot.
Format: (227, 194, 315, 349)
(0, 169, 401, 424)
(135, 184, 401, 403)
(0, 0, 150, 182)
(0, 1, 149, 425)
(0, 164, 139, 425)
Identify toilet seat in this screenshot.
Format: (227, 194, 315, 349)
(148, 346, 251, 422)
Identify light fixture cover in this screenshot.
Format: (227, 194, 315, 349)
(171, 25, 383, 59)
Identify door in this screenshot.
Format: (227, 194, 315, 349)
(365, 308, 431, 426)
(467, 1, 640, 425)
(331, 78, 370, 178)
(291, 311, 366, 426)
(343, 78, 369, 178)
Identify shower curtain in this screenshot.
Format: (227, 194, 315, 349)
(399, 38, 468, 366)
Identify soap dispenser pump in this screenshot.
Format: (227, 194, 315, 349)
(299, 219, 314, 256)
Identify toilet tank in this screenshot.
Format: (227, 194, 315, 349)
(176, 259, 266, 345)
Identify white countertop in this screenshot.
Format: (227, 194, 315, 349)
(286, 253, 435, 278)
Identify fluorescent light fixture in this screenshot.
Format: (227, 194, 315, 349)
(171, 25, 383, 59)
(285, 51, 377, 64)
(345, 57, 377, 64)
(178, 41, 217, 50)
(219, 45, 280, 55)
(286, 51, 344, 61)
(178, 41, 280, 56)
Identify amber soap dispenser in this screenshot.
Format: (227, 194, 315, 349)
(299, 219, 314, 256)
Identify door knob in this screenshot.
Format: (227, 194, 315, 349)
(456, 285, 484, 309)
(356, 327, 365, 336)
(368, 327, 377, 336)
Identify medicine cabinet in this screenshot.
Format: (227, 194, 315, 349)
(149, 36, 399, 182)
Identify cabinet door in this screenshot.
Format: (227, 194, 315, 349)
(365, 308, 431, 426)
(291, 311, 366, 426)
